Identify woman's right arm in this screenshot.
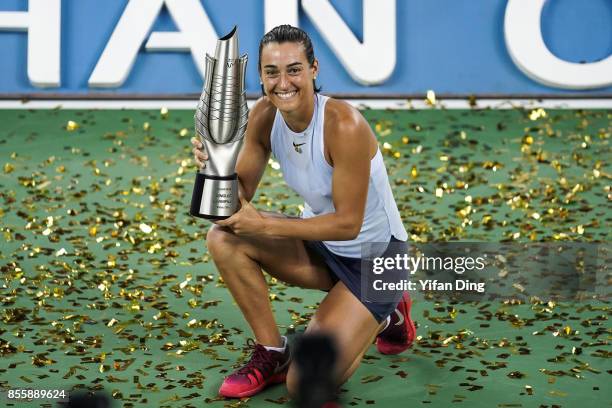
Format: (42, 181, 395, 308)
(191, 97, 275, 202)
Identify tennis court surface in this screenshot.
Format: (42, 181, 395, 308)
(1, 107, 609, 407)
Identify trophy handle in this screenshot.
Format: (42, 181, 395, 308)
(201, 137, 244, 177)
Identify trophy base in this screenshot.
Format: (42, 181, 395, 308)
(192, 213, 230, 221)
(190, 172, 239, 220)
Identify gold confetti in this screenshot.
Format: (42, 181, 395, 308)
(148, 242, 162, 253)
(468, 95, 477, 107)
(425, 89, 436, 106)
(361, 375, 384, 384)
(268, 158, 280, 170)
(139, 223, 153, 234)
(374, 121, 393, 137)
(179, 276, 192, 289)
(32, 354, 56, 367)
(528, 108, 547, 120)
(66, 120, 79, 131)
(1, 104, 609, 407)
(160, 107, 169, 118)
(3, 163, 14, 174)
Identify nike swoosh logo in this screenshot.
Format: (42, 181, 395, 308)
(275, 356, 291, 373)
(394, 309, 404, 326)
(292, 142, 306, 148)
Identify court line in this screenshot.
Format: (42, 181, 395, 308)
(0, 98, 611, 109)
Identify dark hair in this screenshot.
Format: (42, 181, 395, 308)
(258, 24, 321, 94)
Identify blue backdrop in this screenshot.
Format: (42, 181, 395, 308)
(0, 0, 611, 96)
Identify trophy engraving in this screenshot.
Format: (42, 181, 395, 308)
(190, 26, 248, 219)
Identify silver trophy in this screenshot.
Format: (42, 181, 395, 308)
(190, 26, 248, 220)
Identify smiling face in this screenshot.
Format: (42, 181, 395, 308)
(259, 41, 318, 115)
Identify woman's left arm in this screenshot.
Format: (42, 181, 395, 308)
(217, 104, 374, 241)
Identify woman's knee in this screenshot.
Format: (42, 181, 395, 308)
(206, 225, 239, 260)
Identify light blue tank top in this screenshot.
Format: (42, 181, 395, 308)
(270, 94, 408, 258)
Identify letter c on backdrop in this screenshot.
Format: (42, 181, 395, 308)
(504, 0, 612, 89)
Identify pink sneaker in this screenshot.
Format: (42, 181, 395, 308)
(376, 292, 416, 355)
(219, 338, 290, 398)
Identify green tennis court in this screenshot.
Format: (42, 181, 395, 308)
(0, 107, 609, 407)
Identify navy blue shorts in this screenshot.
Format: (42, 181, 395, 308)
(304, 236, 405, 323)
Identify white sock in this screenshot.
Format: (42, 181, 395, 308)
(263, 336, 287, 353)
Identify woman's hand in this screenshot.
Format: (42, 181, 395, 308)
(216, 198, 266, 236)
(191, 137, 208, 169)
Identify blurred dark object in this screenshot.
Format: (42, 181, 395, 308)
(293, 333, 340, 408)
(59, 391, 111, 408)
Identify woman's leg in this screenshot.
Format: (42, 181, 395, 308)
(285, 281, 382, 395)
(206, 216, 334, 347)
